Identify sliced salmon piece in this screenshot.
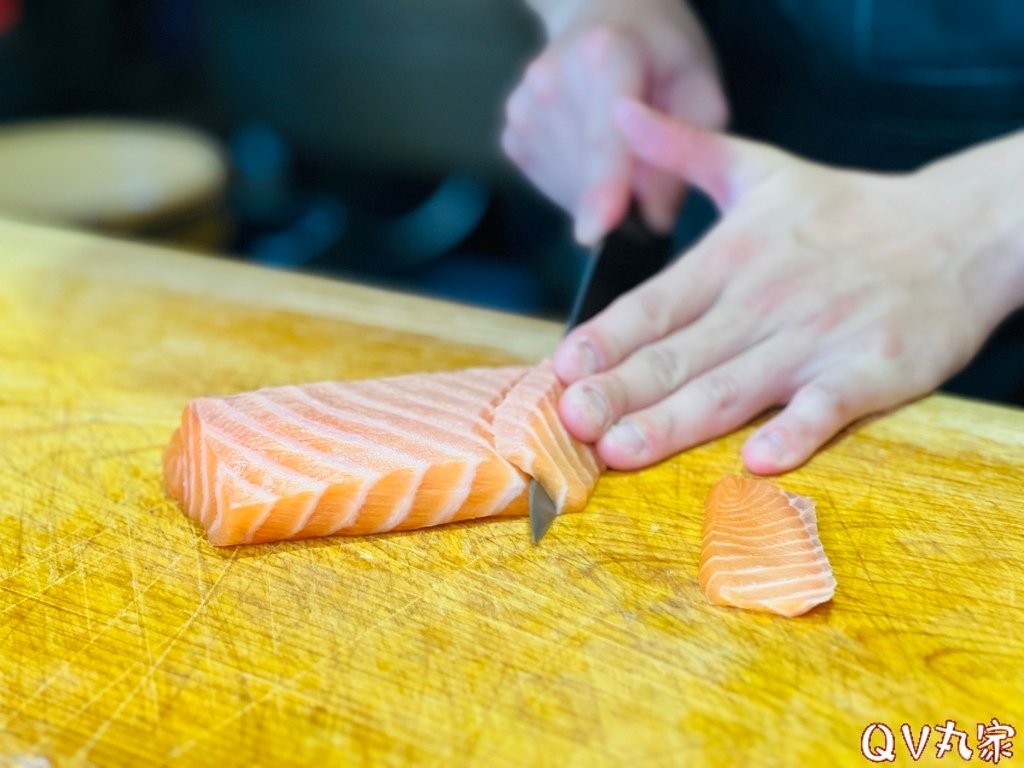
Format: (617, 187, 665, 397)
(163, 363, 602, 546)
(699, 476, 836, 617)
(493, 360, 602, 515)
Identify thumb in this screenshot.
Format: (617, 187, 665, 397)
(614, 98, 784, 210)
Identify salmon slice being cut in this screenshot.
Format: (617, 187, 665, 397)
(163, 362, 602, 546)
(699, 476, 836, 617)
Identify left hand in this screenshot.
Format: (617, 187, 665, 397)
(553, 99, 1024, 474)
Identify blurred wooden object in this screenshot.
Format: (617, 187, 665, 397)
(0, 118, 229, 249)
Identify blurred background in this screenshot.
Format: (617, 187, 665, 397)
(0, 0, 587, 317)
(0, 0, 1019, 403)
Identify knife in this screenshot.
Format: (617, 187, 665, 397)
(530, 203, 674, 544)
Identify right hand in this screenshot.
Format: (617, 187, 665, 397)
(502, 0, 728, 244)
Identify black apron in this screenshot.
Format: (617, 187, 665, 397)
(680, 0, 1024, 403)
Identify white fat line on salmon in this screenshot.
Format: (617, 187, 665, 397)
(205, 397, 392, 536)
(458, 366, 531, 398)
(487, 470, 532, 520)
(699, 550, 829, 569)
(759, 591, 837, 613)
(491, 364, 599, 503)
(525, 414, 571, 510)
(179, 424, 192, 516)
(374, 377, 493, 419)
(327, 382, 493, 452)
(702, 518, 813, 538)
(231, 393, 453, 537)
(245, 486, 327, 544)
(207, 465, 276, 540)
(424, 458, 480, 527)
(414, 370, 512, 402)
(330, 365, 526, 401)
(189, 417, 206, 528)
(248, 391, 421, 466)
(702, 565, 831, 593)
(289, 387, 485, 463)
(245, 402, 487, 534)
(406, 379, 504, 423)
(720, 568, 835, 588)
(322, 472, 385, 536)
(278, 486, 335, 541)
(178, 426, 190, 516)
(199, 419, 330, 499)
(196, 418, 213, 526)
(698, 534, 824, 551)
(368, 464, 429, 534)
(543, 398, 598, 480)
(420, 368, 533, 443)
(722, 576, 836, 599)
(434, 459, 528, 527)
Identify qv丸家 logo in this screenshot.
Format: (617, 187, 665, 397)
(861, 719, 1015, 763)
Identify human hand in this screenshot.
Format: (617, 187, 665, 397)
(502, 0, 726, 244)
(553, 99, 1024, 473)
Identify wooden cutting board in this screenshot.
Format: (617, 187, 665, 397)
(0, 219, 1021, 767)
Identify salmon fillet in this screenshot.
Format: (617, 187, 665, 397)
(699, 476, 836, 617)
(163, 361, 602, 546)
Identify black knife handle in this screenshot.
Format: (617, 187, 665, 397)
(566, 204, 674, 331)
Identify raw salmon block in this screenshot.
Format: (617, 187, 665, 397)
(163, 362, 602, 546)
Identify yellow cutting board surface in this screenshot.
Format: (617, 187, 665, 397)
(0, 219, 1022, 767)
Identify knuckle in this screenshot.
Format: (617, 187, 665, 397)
(697, 373, 741, 412)
(634, 289, 672, 337)
(580, 25, 625, 64)
(810, 294, 858, 333)
(862, 327, 905, 360)
(643, 345, 689, 394)
(802, 380, 848, 423)
(589, 371, 626, 414)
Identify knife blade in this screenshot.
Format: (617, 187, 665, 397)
(530, 203, 674, 543)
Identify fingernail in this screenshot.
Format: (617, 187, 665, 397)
(606, 421, 646, 456)
(567, 384, 610, 431)
(747, 430, 787, 461)
(568, 340, 599, 378)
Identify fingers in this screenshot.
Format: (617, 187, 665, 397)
(633, 161, 686, 234)
(594, 336, 800, 470)
(552, 226, 730, 384)
(614, 98, 784, 210)
(500, 29, 648, 245)
(630, 70, 728, 233)
(574, 149, 633, 245)
(741, 358, 903, 475)
(571, 31, 644, 243)
(559, 302, 762, 442)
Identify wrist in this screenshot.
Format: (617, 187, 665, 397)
(913, 134, 1024, 327)
(1001, 222, 1024, 314)
(956, 199, 1024, 331)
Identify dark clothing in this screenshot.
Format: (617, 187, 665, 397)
(693, 0, 1024, 170)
